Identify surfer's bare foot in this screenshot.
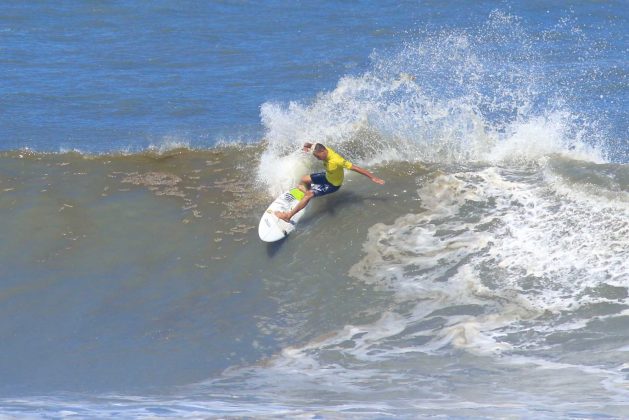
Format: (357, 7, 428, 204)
(274, 211, 292, 222)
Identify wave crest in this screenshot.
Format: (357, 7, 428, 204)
(257, 11, 609, 192)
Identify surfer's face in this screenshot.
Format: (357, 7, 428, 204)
(313, 149, 327, 160)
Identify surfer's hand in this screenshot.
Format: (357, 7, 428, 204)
(372, 176, 385, 185)
(303, 143, 313, 152)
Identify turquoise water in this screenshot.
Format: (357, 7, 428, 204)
(1, 1, 628, 418)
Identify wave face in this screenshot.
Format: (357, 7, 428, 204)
(1, 150, 626, 418)
(1, 3, 628, 419)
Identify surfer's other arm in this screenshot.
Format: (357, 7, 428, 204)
(350, 165, 385, 185)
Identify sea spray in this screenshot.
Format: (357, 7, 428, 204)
(257, 11, 611, 196)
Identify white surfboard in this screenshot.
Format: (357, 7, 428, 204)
(258, 188, 307, 242)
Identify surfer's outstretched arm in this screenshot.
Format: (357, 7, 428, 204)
(350, 165, 385, 185)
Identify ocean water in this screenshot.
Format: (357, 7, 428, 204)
(1, 1, 628, 418)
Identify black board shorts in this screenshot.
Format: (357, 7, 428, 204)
(310, 172, 341, 197)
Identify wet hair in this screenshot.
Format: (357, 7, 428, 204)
(313, 143, 327, 153)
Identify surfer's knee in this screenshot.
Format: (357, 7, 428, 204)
(300, 175, 312, 185)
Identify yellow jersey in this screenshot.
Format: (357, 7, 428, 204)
(323, 147, 353, 186)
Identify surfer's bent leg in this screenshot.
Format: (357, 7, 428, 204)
(275, 172, 340, 222)
(275, 190, 315, 222)
(298, 175, 312, 193)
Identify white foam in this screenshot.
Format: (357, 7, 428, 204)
(349, 166, 628, 359)
(147, 135, 191, 153)
(486, 112, 606, 164)
(256, 148, 312, 196)
(254, 13, 608, 191)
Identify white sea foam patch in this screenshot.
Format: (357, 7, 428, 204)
(347, 166, 628, 358)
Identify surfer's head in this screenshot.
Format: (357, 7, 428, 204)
(313, 143, 327, 160)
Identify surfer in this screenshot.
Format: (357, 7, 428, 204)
(275, 143, 385, 222)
